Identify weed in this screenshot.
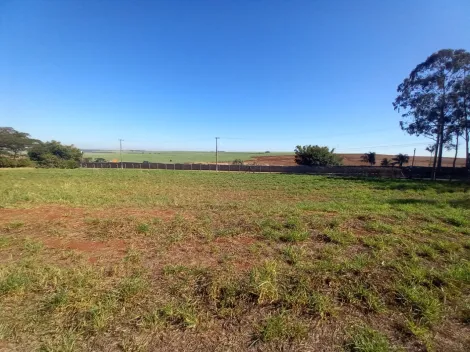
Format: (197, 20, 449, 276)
(249, 261, 279, 304)
(136, 223, 150, 234)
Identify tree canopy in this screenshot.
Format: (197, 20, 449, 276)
(294, 145, 342, 166)
(392, 153, 409, 167)
(360, 152, 376, 166)
(0, 127, 38, 159)
(28, 141, 82, 168)
(393, 49, 470, 177)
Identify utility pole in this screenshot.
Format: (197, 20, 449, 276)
(410, 148, 416, 179)
(215, 137, 219, 172)
(119, 139, 124, 169)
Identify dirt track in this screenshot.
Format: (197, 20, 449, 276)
(250, 153, 466, 167)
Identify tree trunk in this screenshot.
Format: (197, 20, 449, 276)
(453, 134, 459, 169)
(432, 134, 440, 181)
(437, 109, 445, 171)
(450, 134, 459, 182)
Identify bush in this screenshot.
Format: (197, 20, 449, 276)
(0, 157, 14, 168)
(28, 141, 82, 169)
(294, 145, 342, 166)
(0, 157, 34, 168)
(232, 159, 244, 165)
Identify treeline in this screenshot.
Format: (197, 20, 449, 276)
(0, 127, 82, 168)
(394, 49, 470, 179)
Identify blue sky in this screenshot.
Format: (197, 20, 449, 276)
(1, 0, 469, 155)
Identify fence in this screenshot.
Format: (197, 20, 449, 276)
(80, 162, 410, 177)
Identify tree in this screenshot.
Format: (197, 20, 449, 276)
(94, 158, 107, 163)
(232, 159, 244, 165)
(393, 49, 470, 179)
(28, 141, 82, 168)
(294, 145, 342, 166)
(381, 158, 390, 166)
(392, 153, 409, 167)
(453, 50, 470, 170)
(360, 152, 376, 166)
(0, 127, 38, 159)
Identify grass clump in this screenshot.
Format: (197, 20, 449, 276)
(249, 261, 279, 304)
(345, 325, 391, 352)
(395, 284, 442, 325)
(155, 302, 199, 329)
(255, 312, 308, 343)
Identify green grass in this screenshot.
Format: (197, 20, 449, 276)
(83, 150, 291, 163)
(0, 169, 469, 351)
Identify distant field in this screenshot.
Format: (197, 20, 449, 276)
(84, 150, 466, 167)
(84, 151, 292, 164)
(252, 153, 466, 167)
(1, 169, 469, 351)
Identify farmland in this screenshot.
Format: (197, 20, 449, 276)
(83, 151, 292, 164)
(1, 169, 470, 351)
(83, 150, 466, 167)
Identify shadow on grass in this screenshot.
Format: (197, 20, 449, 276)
(388, 198, 439, 206)
(327, 176, 470, 193)
(449, 198, 470, 209)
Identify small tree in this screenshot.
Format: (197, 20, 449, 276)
(392, 153, 409, 167)
(294, 145, 342, 166)
(232, 159, 244, 165)
(360, 152, 376, 166)
(380, 158, 390, 166)
(94, 158, 107, 163)
(0, 127, 38, 159)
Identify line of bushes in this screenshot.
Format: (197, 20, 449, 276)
(0, 157, 35, 168)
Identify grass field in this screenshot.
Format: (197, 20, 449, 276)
(83, 151, 291, 164)
(1, 169, 469, 351)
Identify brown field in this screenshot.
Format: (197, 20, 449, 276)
(250, 153, 466, 167)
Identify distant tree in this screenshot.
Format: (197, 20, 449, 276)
(392, 153, 409, 167)
(425, 145, 435, 166)
(28, 141, 82, 168)
(360, 152, 376, 166)
(232, 159, 244, 165)
(380, 158, 390, 167)
(294, 145, 342, 166)
(94, 158, 107, 163)
(0, 127, 38, 159)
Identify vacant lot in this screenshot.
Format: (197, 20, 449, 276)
(1, 169, 469, 351)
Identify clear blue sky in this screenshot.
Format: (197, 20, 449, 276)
(1, 0, 469, 155)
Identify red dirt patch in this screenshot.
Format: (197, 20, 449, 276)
(43, 238, 127, 252)
(250, 153, 466, 167)
(0, 206, 180, 226)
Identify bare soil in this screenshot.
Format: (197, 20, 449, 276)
(250, 153, 466, 167)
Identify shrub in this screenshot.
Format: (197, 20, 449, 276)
(28, 141, 82, 169)
(15, 158, 34, 167)
(0, 157, 14, 168)
(0, 157, 34, 168)
(294, 145, 342, 166)
(232, 159, 244, 165)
